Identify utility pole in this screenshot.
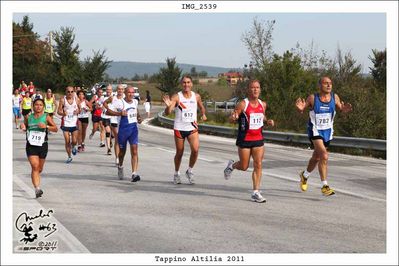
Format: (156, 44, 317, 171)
(49, 31, 53, 62)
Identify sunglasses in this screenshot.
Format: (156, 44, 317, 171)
(67, 91, 74, 93)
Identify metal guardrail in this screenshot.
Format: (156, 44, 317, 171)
(157, 112, 386, 151)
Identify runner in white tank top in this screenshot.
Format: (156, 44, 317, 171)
(77, 90, 92, 152)
(57, 86, 81, 163)
(162, 75, 207, 185)
(104, 84, 125, 165)
(101, 85, 113, 155)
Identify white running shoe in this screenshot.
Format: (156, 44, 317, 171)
(224, 160, 234, 180)
(251, 191, 266, 203)
(185, 170, 195, 184)
(173, 173, 181, 184)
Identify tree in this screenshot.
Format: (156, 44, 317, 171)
(369, 49, 386, 91)
(132, 73, 141, 81)
(195, 87, 211, 102)
(241, 18, 276, 69)
(260, 51, 316, 131)
(190, 67, 197, 77)
(291, 41, 335, 74)
(156, 57, 182, 95)
(81, 50, 112, 88)
(53, 27, 82, 88)
(333, 46, 362, 88)
(198, 71, 208, 78)
(13, 15, 54, 89)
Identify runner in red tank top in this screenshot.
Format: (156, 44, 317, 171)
(223, 80, 275, 203)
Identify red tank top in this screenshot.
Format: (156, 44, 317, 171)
(243, 99, 264, 141)
(93, 96, 103, 117)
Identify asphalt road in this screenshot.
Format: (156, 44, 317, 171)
(12, 105, 386, 254)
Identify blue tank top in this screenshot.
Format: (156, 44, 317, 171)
(119, 99, 138, 128)
(307, 92, 336, 142)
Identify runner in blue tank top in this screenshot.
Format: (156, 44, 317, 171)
(106, 86, 142, 182)
(295, 76, 352, 196)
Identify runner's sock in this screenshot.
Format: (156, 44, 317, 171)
(303, 170, 311, 178)
(322, 180, 328, 186)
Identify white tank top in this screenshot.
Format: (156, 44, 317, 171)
(63, 96, 78, 127)
(110, 96, 124, 124)
(119, 99, 139, 126)
(174, 91, 197, 131)
(12, 95, 21, 108)
(101, 96, 111, 119)
(78, 100, 89, 118)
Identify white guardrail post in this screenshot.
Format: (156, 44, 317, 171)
(156, 112, 386, 151)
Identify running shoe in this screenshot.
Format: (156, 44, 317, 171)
(89, 132, 94, 140)
(107, 149, 112, 155)
(321, 185, 335, 196)
(72, 146, 77, 155)
(173, 173, 181, 184)
(77, 145, 82, 152)
(66, 157, 73, 164)
(81, 143, 85, 151)
(299, 171, 308, 191)
(224, 160, 234, 180)
(131, 174, 141, 182)
(35, 189, 43, 198)
(100, 143, 105, 147)
(185, 170, 195, 184)
(251, 191, 266, 203)
(118, 166, 124, 180)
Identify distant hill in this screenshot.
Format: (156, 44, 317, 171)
(105, 61, 238, 78)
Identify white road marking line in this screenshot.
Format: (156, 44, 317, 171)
(155, 147, 216, 163)
(263, 171, 386, 202)
(153, 149, 385, 202)
(197, 157, 215, 162)
(156, 147, 175, 153)
(13, 175, 90, 253)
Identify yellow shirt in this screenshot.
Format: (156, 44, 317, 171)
(44, 97, 55, 113)
(22, 97, 32, 110)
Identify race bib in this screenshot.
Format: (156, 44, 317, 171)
(13, 98, 20, 106)
(28, 131, 45, 146)
(45, 103, 52, 111)
(249, 113, 264, 129)
(182, 109, 195, 123)
(315, 113, 332, 130)
(127, 109, 137, 124)
(64, 111, 77, 127)
(26, 101, 31, 107)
